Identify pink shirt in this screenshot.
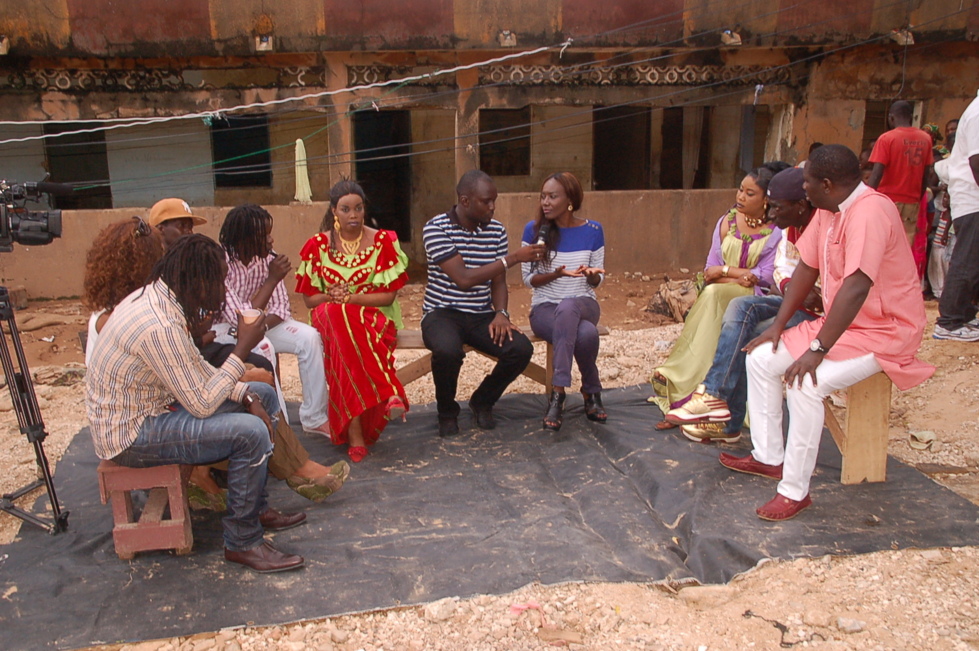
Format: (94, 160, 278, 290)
(781, 183, 934, 391)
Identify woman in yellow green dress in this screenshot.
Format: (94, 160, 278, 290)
(650, 164, 786, 423)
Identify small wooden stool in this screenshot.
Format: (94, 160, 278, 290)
(97, 460, 193, 560)
(823, 372, 893, 485)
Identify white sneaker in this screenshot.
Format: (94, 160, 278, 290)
(933, 324, 979, 342)
(968, 318, 979, 328)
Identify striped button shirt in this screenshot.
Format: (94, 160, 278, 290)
(218, 252, 291, 325)
(85, 280, 250, 460)
(521, 220, 605, 307)
(422, 208, 508, 314)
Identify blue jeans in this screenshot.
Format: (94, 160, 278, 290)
(702, 295, 816, 435)
(111, 382, 279, 552)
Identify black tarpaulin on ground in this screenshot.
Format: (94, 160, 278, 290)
(3, 385, 979, 649)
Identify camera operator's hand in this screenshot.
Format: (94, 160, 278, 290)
(232, 310, 267, 362)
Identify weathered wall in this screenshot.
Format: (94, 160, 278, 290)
(0, 190, 735, 298)
(408, 109, 457, 260)
(1, 0, 976, 55)
(105, 121, 215, 208)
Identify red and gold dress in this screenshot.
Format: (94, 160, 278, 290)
(296, 229, 409, 448)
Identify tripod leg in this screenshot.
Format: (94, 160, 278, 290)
(0, 287, 68, 533)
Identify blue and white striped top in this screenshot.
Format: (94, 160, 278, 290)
(521, 219, 605, 307)
(423, 209, 509, 314)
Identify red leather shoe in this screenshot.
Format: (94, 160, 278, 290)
(259, 507, 307, 532)
(718, 452, 783, 480)
(225, 541, 304, 573)
(348, 445, 368, 463)
(385, 396, 407, 422)
(756, 493, 812, 521)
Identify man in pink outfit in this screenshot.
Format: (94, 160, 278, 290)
(721, 145, 934, 521)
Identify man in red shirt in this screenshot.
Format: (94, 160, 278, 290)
(868, 100, 934, 244)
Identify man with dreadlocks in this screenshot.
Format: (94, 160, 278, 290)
(86, 234, 306, 573)
(217, 204, 331, 437)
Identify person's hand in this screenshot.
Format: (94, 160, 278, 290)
(784, 350, 824, 389)
(198, 329, 216, 347)
(578, 266, 605, 284)
(327, 283, 349, 304)
(244, 391, 275, 443)
(268, 254, 292, 283)
(803, 287, 823, 314)
(241, 366, 275, 386)
(744, 322, 784, 354)
(738, 272, 759, 287)
(514, 244, 547, 264)
(703, 266, 725, 283)
(236, 310, 268, 351)
(488, 312, 519, 346)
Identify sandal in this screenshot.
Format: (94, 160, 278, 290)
(543, 390, 565, 431)
(654, 420, 677, 431)
(385, 396, 407, 422)
(348, 445, 368, 463)
(582, 392, 608, 423)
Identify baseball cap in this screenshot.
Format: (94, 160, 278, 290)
(148, 198, 208, 228)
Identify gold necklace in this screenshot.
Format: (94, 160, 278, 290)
(744, 213, 765, 229)
(337, 229, 363, 256)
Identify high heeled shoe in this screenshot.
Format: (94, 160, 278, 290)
(385, 396, 407, 422)
(583, 392, 608, 423)
(543, 390, 565, 431)
(348, 445, 368, 463)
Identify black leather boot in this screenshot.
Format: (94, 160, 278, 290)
(583, 392, 608, 423)
(543, 390, 566, 431)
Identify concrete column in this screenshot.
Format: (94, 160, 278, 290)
(454, 66, 480, 182)
(708, 105, 742, 188)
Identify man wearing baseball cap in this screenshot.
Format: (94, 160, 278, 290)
(148, 198, 208, 248)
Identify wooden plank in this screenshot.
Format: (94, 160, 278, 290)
(840, 372, 891, 484)
(824, 401, 846, 453)
(140, 488, 170, 524)
(396, 354, 434, 386)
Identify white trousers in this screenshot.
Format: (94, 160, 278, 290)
(746, 342, 882, 501)
(265, 318, 329, 430)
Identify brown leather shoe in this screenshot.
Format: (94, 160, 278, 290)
(718, 452, 783, 480)
(756, 493, 812, 521)
(259, 507, 307, 532)
(225, 541, 304, 573)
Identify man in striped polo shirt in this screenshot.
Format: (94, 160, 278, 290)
(422, 170, 544, 437)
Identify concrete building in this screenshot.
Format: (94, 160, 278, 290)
(0, 0, 977, 296)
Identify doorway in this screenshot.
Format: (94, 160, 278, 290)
(353, 110, 412, 242)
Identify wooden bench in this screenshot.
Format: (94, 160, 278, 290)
(396, 324, 610, 394)
(822, 372, 892, 485)
(97, 461, 194, 560)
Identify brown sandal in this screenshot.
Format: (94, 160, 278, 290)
(655, 420, 677, 431)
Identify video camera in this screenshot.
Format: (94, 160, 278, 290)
(0, 178, 67, 253)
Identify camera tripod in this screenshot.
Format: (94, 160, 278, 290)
(0, 286, 69, 533)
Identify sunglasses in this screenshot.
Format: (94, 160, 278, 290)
(131, 215, 151, 238)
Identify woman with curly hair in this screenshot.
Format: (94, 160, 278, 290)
(83, 217, 166, 365)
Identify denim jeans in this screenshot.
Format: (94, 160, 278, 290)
(702, 295, 816, 435)
(938, 211, 979, 330)
(421, 308, 534, 417)
(111, 382, 279, 552)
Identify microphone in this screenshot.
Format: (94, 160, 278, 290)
(535, 221, 552, 246)
(31, 181, 75, 196)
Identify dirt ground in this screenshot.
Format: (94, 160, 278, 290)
(3, 275, 979, 651)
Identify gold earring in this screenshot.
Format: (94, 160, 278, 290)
(334, 216, 341, 232)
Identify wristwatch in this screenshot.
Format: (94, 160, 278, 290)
(809, 339, 830, 354)
(497, 309, 511, 320)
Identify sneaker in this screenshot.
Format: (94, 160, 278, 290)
(969, 318, 979, 328)
(666, 385, 731, 424)
(680, 422, 741, 444)
(933, 324, 979, 342)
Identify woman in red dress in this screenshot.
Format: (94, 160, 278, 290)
(296, 180, 410, 462)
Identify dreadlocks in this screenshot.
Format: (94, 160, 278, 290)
(220, 203, 273, 264)
(147, 234, 227, 335)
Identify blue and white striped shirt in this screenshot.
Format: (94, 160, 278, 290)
(423, 208, 509, 314)
(521, 220, 605, 307)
